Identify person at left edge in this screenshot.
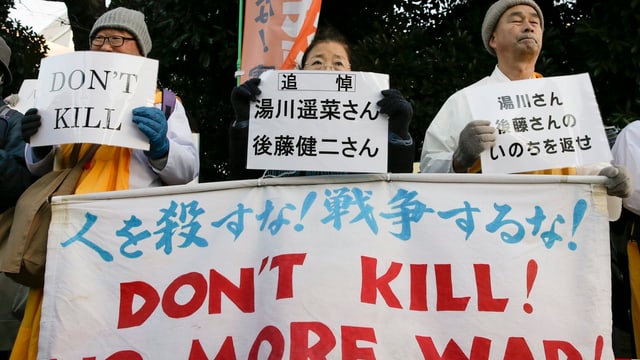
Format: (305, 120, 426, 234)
(0, 36, 33, 213)
(11, 8, 199, 360)
(0, 35, 35, 360)
(21, 7, 199, 191)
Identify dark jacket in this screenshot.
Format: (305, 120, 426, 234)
(0, 104, 34, 213)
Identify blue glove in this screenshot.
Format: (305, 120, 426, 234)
(132, 106, 169, 159)
(377, 89, 412, 139)
(231, 78, 261, 122)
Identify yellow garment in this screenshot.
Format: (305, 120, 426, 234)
(9, 289, 41, 360)
(59, 144, 132, 194)
(468, 157, 577, 175)
(8, 90, 168, 358)
(11, 147, 132, 359)
(629, 240, 640, 358)
(524, 167, 577, 175)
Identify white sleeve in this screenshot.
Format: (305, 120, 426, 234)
(153, 100, 199, 185)
(612, 121, 640, 215)
(419, 91, 472, 173)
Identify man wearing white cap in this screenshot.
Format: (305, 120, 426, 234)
(419, 0, 631, 200)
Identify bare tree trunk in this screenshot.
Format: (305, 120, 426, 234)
(59, 0, 106, 51)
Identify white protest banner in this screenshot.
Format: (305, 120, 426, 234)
(39, 174, 613, 359)
(31, 51, 158, 150)
(465, 73, 611, 174)
(247, 70, 390, 173)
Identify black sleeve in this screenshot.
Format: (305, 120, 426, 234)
(227, 120, 264, 180)
(387, 139, 415, 173)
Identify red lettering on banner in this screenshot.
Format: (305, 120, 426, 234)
(117, 254, 306, 328)
(163, 272, 208, 318)
(70, 350, 144, 360)
(290, 322, 336, 359)
(435, 264, 470, 311)
(188, 339, 209, 360)
(361, 257, 508, 312)
(415, 335, 603, 359)
(105, 351, 144, 360)
(208, 267, 255, 314)
(503, 337, 535, 359)
(410, 264, 428, 311)
(248, 325, 286, 360)
(360, 256, 402, 308)
(543, 339, 595, 360)
(474, 264, 508, 312)
(117, 281, 160, 328)
(271, 253, 306, 299)
(214, 337, 238, 360)
(415, 335, 492, 359)
(341, 325, 377, 359)
(188, 338, 238, 360)
(185, 322, 376, 359)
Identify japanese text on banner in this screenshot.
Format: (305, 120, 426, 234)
(466, 73, 611, 174)
(39, 176, 613, 359)
(247, 70, 390, 173)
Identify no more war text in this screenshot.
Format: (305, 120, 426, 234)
(63, 329, 606, 360)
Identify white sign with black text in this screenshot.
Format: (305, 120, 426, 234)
(247, 70, 390, 173)
(466, 73, 611, 174)
(31, 51, 158, 150)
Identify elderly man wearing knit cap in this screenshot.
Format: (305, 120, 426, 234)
(419, 0, 631, 197)
(10, 8, 198, 360)
(19, 6, 198, 189)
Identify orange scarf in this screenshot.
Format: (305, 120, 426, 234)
(58, 144, 131, 194)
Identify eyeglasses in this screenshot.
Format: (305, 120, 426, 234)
(303, 61, 350, 71)
(91, 36, 136, 48)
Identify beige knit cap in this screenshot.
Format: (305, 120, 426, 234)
(90, 7, 152, 57)
(481, 0, 544, 56)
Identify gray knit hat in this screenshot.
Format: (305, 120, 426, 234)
(481, 0, 544, 56)
(90, 7, 152, 57)
(0, 36, 12, 85)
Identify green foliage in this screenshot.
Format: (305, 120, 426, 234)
(109, 0, 240, 182)
(572, 0, 640, 127)
(0, 0, 47, 97)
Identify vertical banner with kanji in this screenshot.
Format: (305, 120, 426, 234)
(240, 0, 322, 82)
